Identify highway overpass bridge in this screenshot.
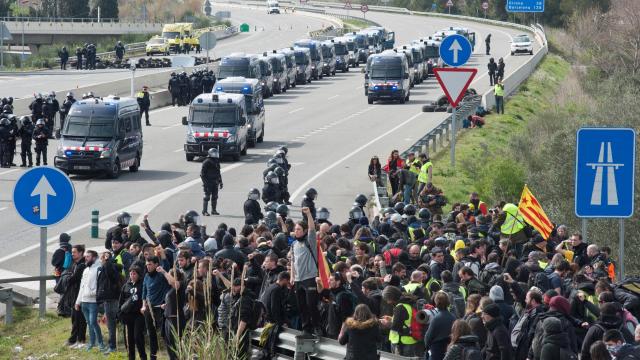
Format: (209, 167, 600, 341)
(1, 17, 162, 52)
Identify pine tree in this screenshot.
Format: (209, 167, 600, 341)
(90, 0, 119, 19)
(59, 0, 90, 18)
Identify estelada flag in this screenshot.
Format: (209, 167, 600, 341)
(317, 236, 331, 289)
(518, 185, 553, 240)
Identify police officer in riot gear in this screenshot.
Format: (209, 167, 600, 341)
(264, 201, 279, 213)
(0, 118, 11, 168)
(317, 207, 331, 225)
(18, 116, 33, 167)
(264, 211, 278, 230)
(349, 205, 364, 222)
(7, 116, 17, 166)
(354, 194, 367, 213)
(168, 72, 180, 107)
(276, 204, 289, 221)
(178, 72, 190, 106)
(184, 210, 200, 227)
(47, 91, 60, 138)
(105, 212, 132, 250)
(201, 147, 223, 216)
(59, 92, 76, 136)
(262, 171, 281, 203)
(418, 208, 431, 228)
(32, 119, 49, 166)
(274, 166, 289, 204)
(29, 93, 44, 121)
(244, 188, 263, 225)
(301, 188, 317, 219)
(202, 70, 215, 93)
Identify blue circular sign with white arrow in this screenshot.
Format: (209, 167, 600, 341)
(13, 167, 75, 227)
(439, 34, 473, 67)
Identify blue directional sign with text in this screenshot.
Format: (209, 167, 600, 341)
(439, 34, 472, 67)
(507, 0, 544, 13)
(575, 128, 636, 218)
(13, 167, 76, 226)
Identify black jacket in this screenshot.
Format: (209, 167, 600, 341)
(424, 309, 456, 360)
(483, 316, 513, 360)
(214, 245, 247, 268)
(32, 126, 49, 146)
(261, 283, 288, 325)
(443, 335, 481, 360)
(301, 196, 316, 219)
(29, 99, 43, 118)
(351, 278, 382, 317)
(338, 318, 381, 360)
(201, 158, 221, 185)
(512, 305, 544, 360)
(540, 317, 576, 360)
(57, 259, 86, 317)
(17, 122, 34, 142)
(488, 61, 497, 74)
(59, 49, 69, 62)
(261, 183, 281, 203)
(530, 310, 578, 360)
(137, 91, 150, 110)
(97, 259, 121, 302)
(119, 279, 143, 320)
(580, 315, 635, 360)
(243, 199, 263, 225)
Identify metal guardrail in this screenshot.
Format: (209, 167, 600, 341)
(401, 96, 481, 159)
(251, 327, 421, 360)
(0, 16, 161, 25)
(0, 275, 51, 325)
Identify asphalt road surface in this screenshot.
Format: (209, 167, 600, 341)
(0, 5, 540, 296)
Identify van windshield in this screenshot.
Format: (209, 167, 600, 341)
(63, 116, 115, 138)
(268, 58, 283, 72)
(162, 32, 180, 39)
(218, 64, 250, 78)
(425, 46, 439, 58)
(321, 46, 333, 58)
(295, 53, 307, 65)
(370, 66, 403, 80)
(334, 44, 347, 55)
(412, 50, 423, 62)
(191, 106, 238, 127)
(347, 42, 355, 51)
(310, 49, 321, 62)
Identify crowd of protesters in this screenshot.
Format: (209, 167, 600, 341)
(50, 147, 640, 360)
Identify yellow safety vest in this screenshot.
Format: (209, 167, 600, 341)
(114, 252, 126, 277)
(409, 159, 421, 176)
(403, 282, 421, 294)
(418, 161, 432, 184)
(424, 277, 441, 300)
(408, 226, 425, 242)
(538, 260, 548, 270)
(501, 203, 524, 235)
(389, 303, 418, 345)
(136, 91, 144, 99)
(459, 285, 467, 300)
(494, 84, 505, 96)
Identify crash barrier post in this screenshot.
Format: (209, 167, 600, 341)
(91, 209, 99, 238)
(0, 276, 50, 325)
(251, 326, 422, 360)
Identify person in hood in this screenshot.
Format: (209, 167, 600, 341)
(581, 302, 636, 360)
(489, 285, 514, 328)
(481, 303, 512, 360)
(530, 296, 580, 360)
(443, 319, 481, 360)
(214, 234, 246, 267)
(603, 329, 640, 360)
(51, 233, 72, 281)
(338, 304, 382, 360)
(540, 317, 577, 360)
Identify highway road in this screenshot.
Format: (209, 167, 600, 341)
(0, 6, 332, 99)
(0, 5, 541, 295)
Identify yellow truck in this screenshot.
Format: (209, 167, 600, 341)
(161, 23, 197, 53)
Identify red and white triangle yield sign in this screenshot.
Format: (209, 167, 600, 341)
(433, 68, 477, 107)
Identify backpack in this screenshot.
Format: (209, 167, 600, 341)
(407, 306, 425, 341)
(479, 267, 502, 288)
(528, 271, 551, 293)
(445, 289, 466, 318)
(248, 298, 267, 330)
(384, 248, 402, 266)
(558, 347, 578, 360)
(325, 290, 358, 338)
(53, 268, 72, 295)
(461, 347, 483, 360)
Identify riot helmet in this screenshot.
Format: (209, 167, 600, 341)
(317, 207, 330, 221)
(20, 116, 31, 126)
(264, 201, 279, 212)
(274, 166, 285, 177)
(349, 206, 364, 220)
(266, 171, 279, 184)
(354, 194, 367, 208)
(36, 119, 45, 126)
(276, 204, 289, 217)
(393, 202, 405, 215)
(403, 204, 417, 216)
(117, 211, 132, 226)
(248, 188, 260, 200)
(264, 211, 277, 228)
(184, 210, 200, 226)
(278, 145, 288, 155)
(305, 188, 317, 200)
(0, 118, 8, 126)
(418, 208, 431, 221)
(207, 147, 219, 158)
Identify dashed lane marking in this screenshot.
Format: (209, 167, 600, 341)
(288, 107, 304, 114)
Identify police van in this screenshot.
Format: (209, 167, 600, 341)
(264, 52, 288, 93)
(254, 54, 275, 98)
(366, 26, 395, 50)
(398, 47, 416, 88)
(365, 50, 411, 104)
(182, 93, 249, 162)
(351, 32, 370, 63)
(405, 44, 426, 83)
(293, 39, 324, 80)
(276, 48, 298, 88)
(54, 96, 142, 179)
(331, 37, 350, 72)
(214, 77, 265, 146)
(293, 47, 312, 84)
(217, 53, 271, 97)
(320, 41, 336, 76)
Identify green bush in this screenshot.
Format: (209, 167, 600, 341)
(475, 158, 526, 205)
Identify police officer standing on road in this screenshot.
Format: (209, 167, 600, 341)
(244, 188, 264, 225)
(32, 119, 49, 166)
(488, 58, 497, 86)
(75, 47, 83, 70)
(87, 43, 97, 70)
(47, 91, 60, 138)
(18, 116, 33, 167)
(29, 93, 44, 122)
(59, 92, 76, 136)
(0, 118, 11, 168)
(485, 34, 491, 55)
(59, 46, 69, 70)
(7, 116, 17, 167)
(301, 188, 318, 220)
(136, 86, 151, 126)
(262, 171, 281, 204)
(114, 41, 126, 62)
(202, 70, 215, 93)
(178, 72, 190, 106)
(201, 147, 223, 216)
(168, 73, 180, 107)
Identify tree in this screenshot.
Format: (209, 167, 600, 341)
(90, 0, 118, 19)
(59, 0, 90, 18)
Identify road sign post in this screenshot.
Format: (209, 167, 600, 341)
(482, 2, 488, 18)
(575, 128, 636, 280)
(446, 0, 453, 14)
(199, 31, 217, 68)
(439, 35, 472, 67)
(361, 4, 369, 19)
(13, 167, 76, 318)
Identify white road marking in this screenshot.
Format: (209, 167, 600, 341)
(290, 112, 424, 201)
(0, 207, 7, 211)
(0, 268, 56, 291)
(0, 169, 19, 176)
(162, 123, 182, 130)
(288, 107, 304, 114)
(150, 106, 180, 114)
(173, 148, 184, 153)
(0, 163, 246, 264)
(327, 95, 339, 100)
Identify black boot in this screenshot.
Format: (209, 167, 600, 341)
(202, 200, 210, 216)
(211, 202, 219, 215)
(20, 155, 26, 167)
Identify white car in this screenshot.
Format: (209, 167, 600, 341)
(511, 34, 534, 55)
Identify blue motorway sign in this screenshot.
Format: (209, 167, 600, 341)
(575, 128, 636, 218)
(507, 0, 544, 13)
(13, 167, 76, 226)
(439, 34, 472, 67)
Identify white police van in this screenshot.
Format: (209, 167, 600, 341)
(215, 77, 266, 147)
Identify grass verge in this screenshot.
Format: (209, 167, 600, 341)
(0, 308, 168, 360)
(342, 18, 370, 31)
(431, 54, 570, 208)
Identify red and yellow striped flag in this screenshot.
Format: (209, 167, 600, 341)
(518, 185, 553, 239)
(317, 237, 331, 289)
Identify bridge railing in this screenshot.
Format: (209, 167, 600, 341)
(0, 16, 162, 25)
